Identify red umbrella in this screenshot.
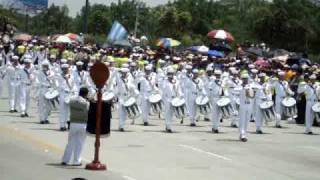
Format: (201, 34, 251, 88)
(255, 58, 270, 68)
(207, 30, 235, 42)
(14, 34, 32, 41)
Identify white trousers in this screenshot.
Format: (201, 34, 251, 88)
(164, 101, 173, 129)
(211, 99, 221, 130)
(0, 78, 3, 97)
(255, 107, 263, 131)
(38, 93, 51, 122)
(59, 94, 70, 128)
(141, 98, 150, 123)
(8, 83, 19, 110)
(275, 96, 284, 125)
(239, 104, 250, 137)
(305, 100, 316, 133)
(19, 84, 31, 114)
(118, 104, 127, 129)
(188, 97, 197, 124)
(62, 123, 87, 164)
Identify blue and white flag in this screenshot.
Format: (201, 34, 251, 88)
(107, 21, 128, 43)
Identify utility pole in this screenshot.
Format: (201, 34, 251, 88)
(83, 0, 89, 34)
(134, 1, 140, 38)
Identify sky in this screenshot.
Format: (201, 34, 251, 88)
(48, 0, 170, 17)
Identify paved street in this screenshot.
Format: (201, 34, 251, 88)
(1, 86, 320, 180)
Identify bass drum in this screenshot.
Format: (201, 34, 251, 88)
(171, 97, 186, 119)
(87, 101, 111, 137)
(282, 97, 297, 118)
(149, 93, 163, 114)
(195, 95, 211, 115)
(123, 97, 141, 119)
(216, 97, 235, 119)
(260, 101, 275, 123)
(44, 89, 59, 100)
(312, 102, 320, 123)
(102, 91, 115, 101)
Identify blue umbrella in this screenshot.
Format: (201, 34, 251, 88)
(207, 50, 225, 58)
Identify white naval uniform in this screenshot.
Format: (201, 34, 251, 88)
(184, 77, 206, 124)
(140, 73, 157, 123)
(0, 63, 5, 97)
(36, 70, 55, 122)
(239, 84, 255, 138)
(115, 77, 139, 129)
(273, 80, 294, 124)
(18, 66, 34, 115)
(298, 82, 319, 133)
(207, 78, 223, 130)
(6, 64, 21, 111)
(254, 83, 272, 131)
(57, 73, 76, 128)
(162, 78, 184, 130)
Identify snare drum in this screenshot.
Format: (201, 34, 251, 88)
(102, 91, 115, 101)
(149, 93, 163, 114)
(195, 95, 211, 115)
(44, 89, 59, 100)
(123, 97, 141, 119)
(217, 97, 235, 119)
(282, 97, 297, 118)
(260, 101, 275, 122)
(171, 97, 186, 119)
(312, 102, 320, 122)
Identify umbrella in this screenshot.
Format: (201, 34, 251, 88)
(245, 47, 264, 57)
(65, 33, 82, 42)
(207, 50, 225, 58)
(113, 39, 132, 47)
(207, 30, 235, 42)
(254, 58, 270, 68)
(190, 45, 209, 53)
(55, 35, 72, 43)
(14, 34, 32, 41)
(210, 43, 232, 52)
(156, 38, 181, 48)
(268, 49, 289, 57)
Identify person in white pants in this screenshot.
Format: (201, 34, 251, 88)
(115, 67, 139, 131)
(239, 73, 254, 142)
(298, 74, 319, 134)
(162, 67, 183, 133)
(6, 55, 21, 112)
(18, 58, 34, 117)
(62, 87, 90, 166)
(0, 56, 5, 98)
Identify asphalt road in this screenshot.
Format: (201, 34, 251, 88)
(0, 85, 320, 180)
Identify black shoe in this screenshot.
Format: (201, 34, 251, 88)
(240, 137, 248, 142)
(307, 131, 313, 135)
(25, 113, 29, 117)
(212, 128, 219, 134)
(190, 123, 196, 127)
(275, 125, 282, 128)
(67, 121, 70, 129)
(231, 124, 238, 128)
(40, 121, 45, 124)
(119, 128, 125, 132)
(204, 118, 210, 122)
(61, 162, 67, 166)
(250, 120, 255, 122)
(166, 128, 172, 133)
(256, 130, 263, 134)
(60, 127, 67, 131)
(13, 109, 18, 113)
(143, 122, 149, 126)
(45, 120, 50, 124)
(72, 163, 82, 166)
(9, 110, 14, 113)
(20, 114, 26, 118)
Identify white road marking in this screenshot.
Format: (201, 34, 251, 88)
(123, 175, 138, 180)
(179, 144, 232, 161)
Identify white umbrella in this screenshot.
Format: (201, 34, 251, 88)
(56, 35, 72, 43)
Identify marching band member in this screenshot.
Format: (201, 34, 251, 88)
(18, 58, 34, 117)
(239, 72, 254, 142)
(208, 69, 223, 133)
(139, 64, 157, 126)
(227, 67, 242, 128)
(298, 74, 319, 134)
(6, 55, 21, 113)
(34, 45, 47, 65)
(162, 67, 183, 133)
(274, 71, 295, 128)
(72, 61, 90, 94)
(115, 67, 139, 131)
(57, 64, 76, 131)
(48, 54, 61, 74)
(36, 60, 55, 124)
(0, 56, 5, 98)
(184, 69, 206, 126)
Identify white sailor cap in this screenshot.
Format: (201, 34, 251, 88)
(235, 60, 241, 63)
(39, 45, 45, 48)
(24, 54, 32, 59)
(192, 69, 199, 74)
(258, 73, 266, 77)
(206, 66, 213, 71)
(76, 61, 84, 66)
(251, 69, 258, 74)
(60, 59, 67, 64)
(24, 58, 32, 63)
(67, 57, 73, 61)
(130, 62, 137, 67)
(122, 63, 129, 68)
(159, 59, 165, 64)
(310, 74, 317, 80)
(41, 60, 49, 66)
(165, 55, 170, 60)
(185, 65, 192, 70)
(214, 69, 222, 75)
(120, 67, 130, 73)
(88, 62, 93, 67)
(248, 64, 255, 69)
(61, 64, 69, 69)
(145, 65, 152, 71)
(278, 71, 285, 76)
(28, 44, 33, 47)
(167, 67, 175, 74)
(104, 62, 110, 66)
(12, 55, 19, 60)
(50, 54, 56, 59)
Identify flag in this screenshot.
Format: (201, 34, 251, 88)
(107, 21, 128, 43)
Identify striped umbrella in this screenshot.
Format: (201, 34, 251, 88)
(156, 38, 181, 48)
(14, 34, 32, 41)
(207, 30, 235, 42)
(65, 33, 82, 42)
